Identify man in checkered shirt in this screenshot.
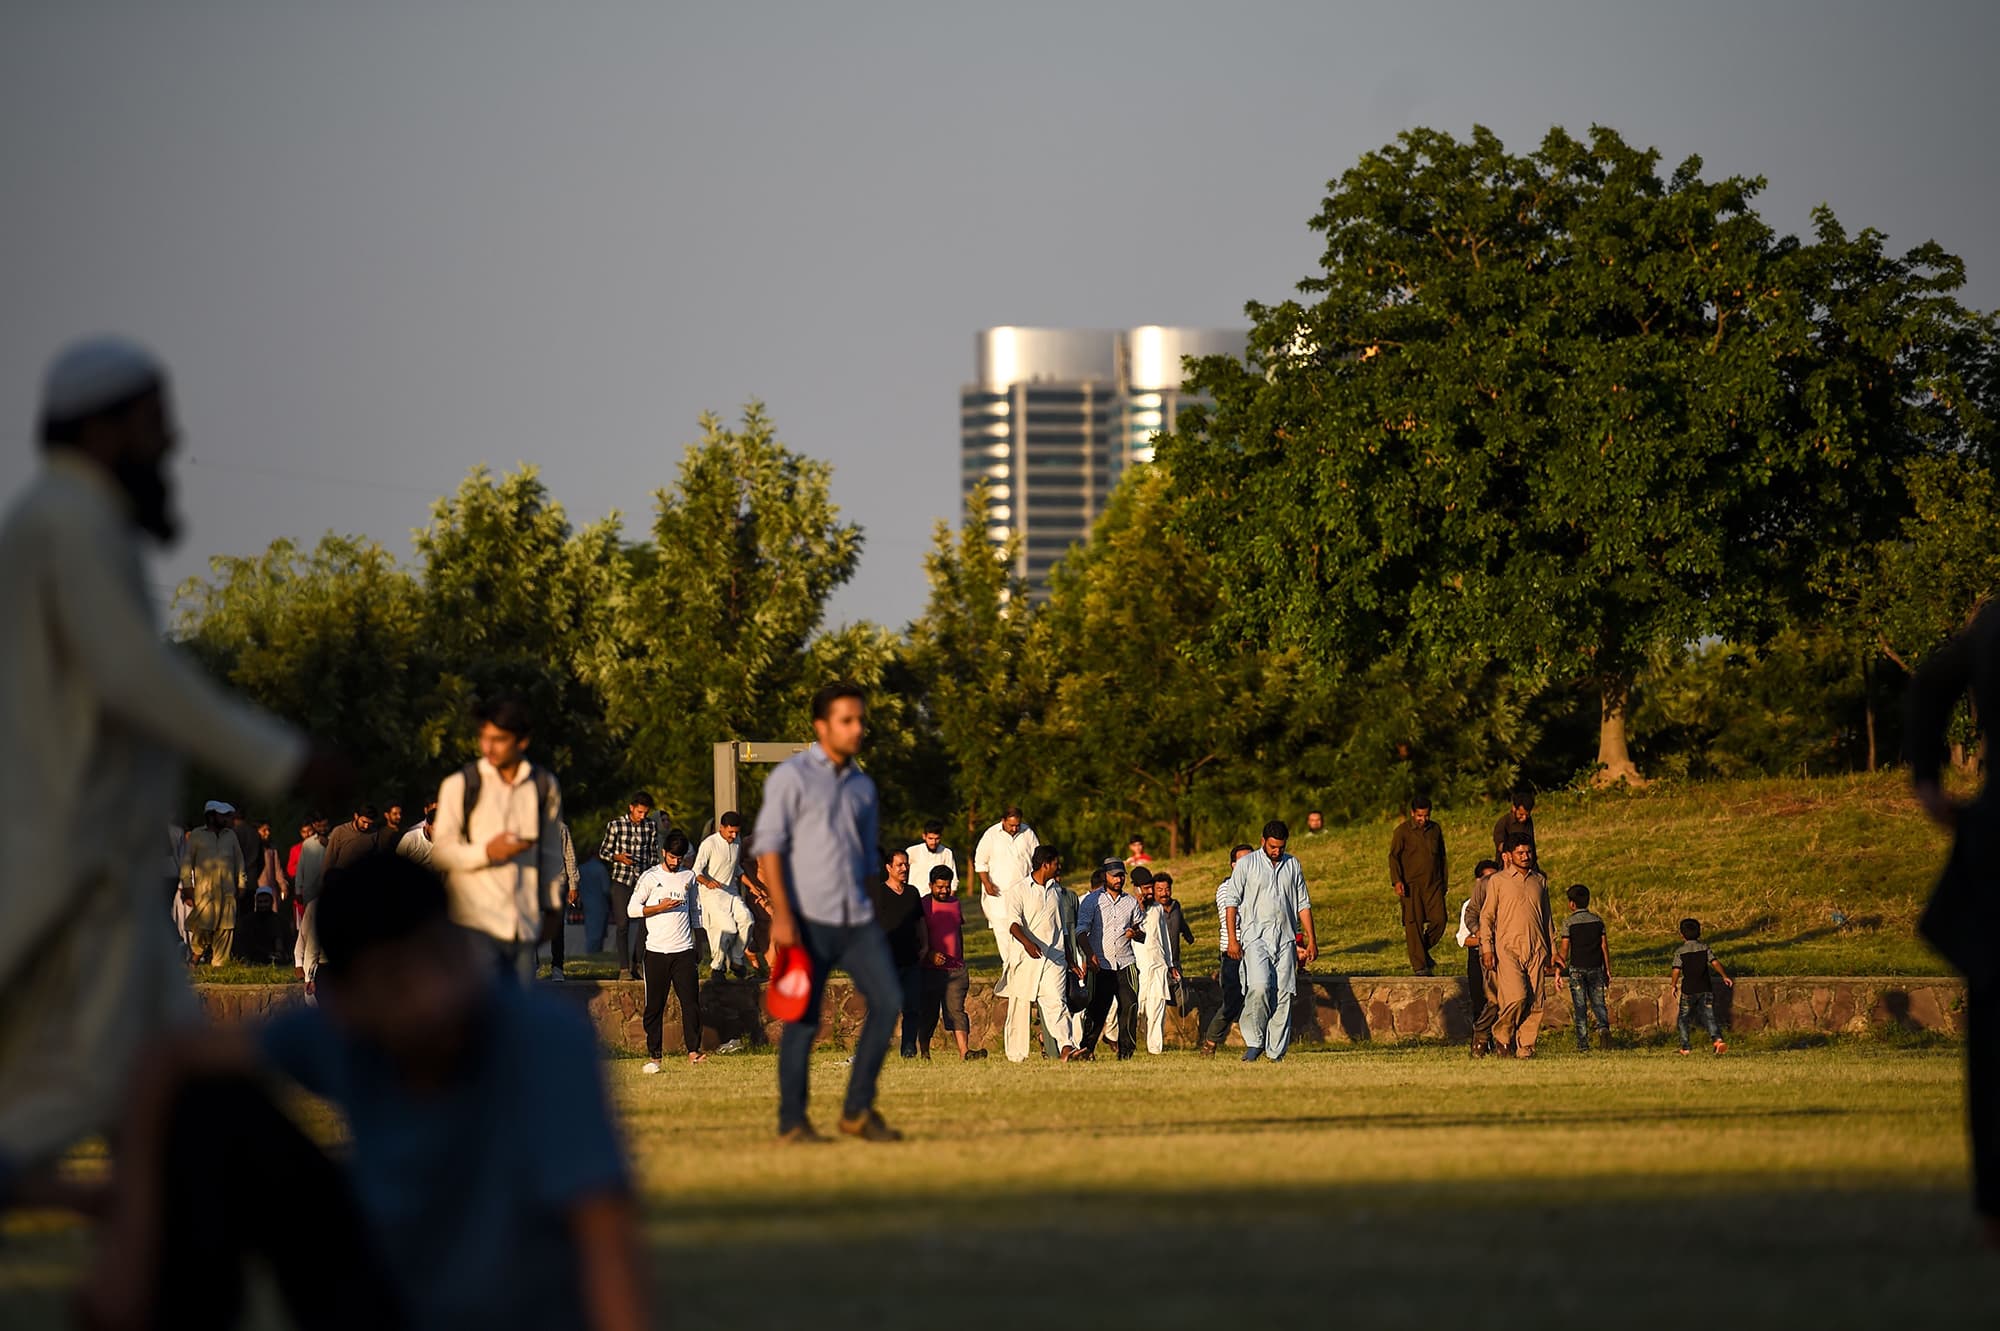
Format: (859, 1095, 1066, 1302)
(598, 793, 661, 979)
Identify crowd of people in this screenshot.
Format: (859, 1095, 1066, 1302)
(2, 335, 1994, 1331)
(169, 757, 1754, 1068)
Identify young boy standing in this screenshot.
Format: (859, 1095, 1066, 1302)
(1557, 883, 1612, 1051)
(919, 864, 983, 1061)
(1672, 917, 1734, 1055)
(629, 831, 705, 1072)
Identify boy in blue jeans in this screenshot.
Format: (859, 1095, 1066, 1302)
(1556, 883, 1612, 1050)
(1672, 917, 1734, 1054)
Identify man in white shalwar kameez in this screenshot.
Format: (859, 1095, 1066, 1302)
(0, 339, 318, 1210)
(995, 846, 1083, 1062)
(1130, 874, 1171, 1055)
(974, 806, 1037, 1002)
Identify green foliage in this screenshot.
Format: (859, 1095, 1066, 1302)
(1157, 124, 1989, 781)
(599, 404, 863, 825)
(899, 481, 1035, 841)
(414, 467, 628, 811)
(1631, 631, 1870, 781)
(176, 534, 436, 802)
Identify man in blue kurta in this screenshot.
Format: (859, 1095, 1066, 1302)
(1218, 819, 1318, 1061)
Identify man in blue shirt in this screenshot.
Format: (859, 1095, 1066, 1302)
(74, 851, 643, 1331)
(754, 682, 904, 1143)
(1076, 857, 1146, 1060)
(1218, 819, 1318, 1062)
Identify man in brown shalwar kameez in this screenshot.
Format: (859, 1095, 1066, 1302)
(1478, 832, 1554, 1059)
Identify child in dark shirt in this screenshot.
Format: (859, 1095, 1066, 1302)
(1672, 917, 1734, 1055)
(1557, 883, 1612, 1051)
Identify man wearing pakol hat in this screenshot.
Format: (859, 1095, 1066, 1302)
(181, 801, 249, 965)
(0, 338, 339, 1215)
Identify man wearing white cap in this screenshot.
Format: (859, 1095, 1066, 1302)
(181, 801, 249, 964)
(0, 338, 333, 1213)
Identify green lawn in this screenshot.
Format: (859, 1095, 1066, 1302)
(1, 1039, 1987, 1327)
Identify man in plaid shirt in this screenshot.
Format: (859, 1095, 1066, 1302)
(598, 793, 660, 979)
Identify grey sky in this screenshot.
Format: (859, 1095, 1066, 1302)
(4, 1, 1995, 627)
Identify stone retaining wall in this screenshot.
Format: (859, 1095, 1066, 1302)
(197, 973, 1966, 1055)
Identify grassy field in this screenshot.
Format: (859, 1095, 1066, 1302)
(2, 1039, 1988, 1327)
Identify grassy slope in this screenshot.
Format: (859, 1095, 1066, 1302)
(954, 770, 1956, 977)
(7, 1042, 1978, 1326)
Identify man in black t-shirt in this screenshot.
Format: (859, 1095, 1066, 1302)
(870, 848, 931, 1060)
(1557, 883, 1612, 1051)
(1671, 917, 1733, 1054)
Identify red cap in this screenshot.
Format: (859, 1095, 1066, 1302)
(765, 943, 815, 1024)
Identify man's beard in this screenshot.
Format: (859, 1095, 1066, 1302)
(113, 455, 179, 544)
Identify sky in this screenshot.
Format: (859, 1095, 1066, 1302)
(3, 1, 1996, 628)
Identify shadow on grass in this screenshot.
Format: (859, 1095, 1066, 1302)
(645, 1180, 1987, 1327)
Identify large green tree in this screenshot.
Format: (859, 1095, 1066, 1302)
(176, 534, 435, 803)
(601, 404, 864, 825)
(900, 481, 1036, 842)
(1159, 124, 1983, 785)
(414, 466, 629, 811)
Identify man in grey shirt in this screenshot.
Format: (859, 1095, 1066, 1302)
(1076, 858, 1146, 1060)
(754, 682, 903, 1144)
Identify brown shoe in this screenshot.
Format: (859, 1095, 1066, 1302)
(777, 1122, 826, 1145)
(837, 1110, 903, 1143)
(1199, 1041, 1218, 1058)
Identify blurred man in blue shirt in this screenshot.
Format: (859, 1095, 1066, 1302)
(76, 852, 643, 1331)
(754, 682, 904, 1143)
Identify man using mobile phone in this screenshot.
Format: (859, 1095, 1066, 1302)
(430, 696, 568, 983)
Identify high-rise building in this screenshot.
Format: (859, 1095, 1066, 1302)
(961, 325, 1246, 594)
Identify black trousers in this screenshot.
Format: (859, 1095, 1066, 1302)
(642, 948, 700, 1057)
(610, 880, 638, 973)
(1972, 982, 1998, 1218)
(152, 1075, 405, 1330)
(894, 960, 924, 1056)
(1202, 956, 1245, 1046)
(1467, 947, 1499, 1047)
(1403, 891, 1447, 974)
(1079, 963, 1139, 1058)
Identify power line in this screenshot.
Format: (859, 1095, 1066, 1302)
(183, 454, 445, 499)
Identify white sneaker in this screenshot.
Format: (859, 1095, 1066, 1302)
(549, 966, 566, 982)
(717, 1037, 745, 1054)
(641, 1060, 661, 1075)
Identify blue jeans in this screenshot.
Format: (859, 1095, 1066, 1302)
(1568, 966, 1609, 1049)
(778, 917, 900, 1132)
(1677, 991, 1720, 1048)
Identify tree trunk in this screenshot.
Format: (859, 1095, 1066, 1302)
(1594, 676, 1647, 788)
(1863, 654, 1877, 773)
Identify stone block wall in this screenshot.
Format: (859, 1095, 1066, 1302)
(196, 973, 1966, 1055)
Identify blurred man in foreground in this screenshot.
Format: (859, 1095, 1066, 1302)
(78, 854, 643, 1330)
(0, 338, 332, 1214)
(1908, 599, 2000, 1247)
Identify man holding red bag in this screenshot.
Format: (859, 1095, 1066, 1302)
(756, 682, 904, 1144)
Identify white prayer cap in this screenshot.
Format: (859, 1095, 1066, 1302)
(203, 799, 234, 815)
(39, 335, 166, 424)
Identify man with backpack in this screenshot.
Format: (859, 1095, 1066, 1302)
(430, 697, 568, 983)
